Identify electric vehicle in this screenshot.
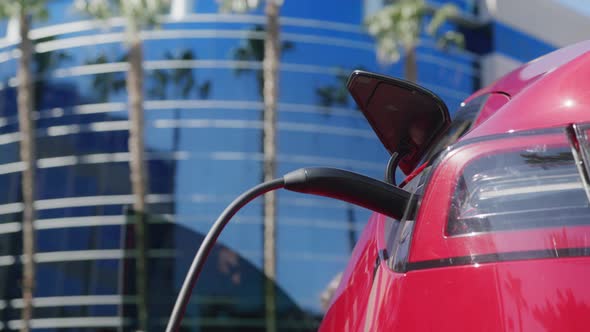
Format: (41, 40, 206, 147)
(319, 40, 590, 331)
(167, 41, 590, 331)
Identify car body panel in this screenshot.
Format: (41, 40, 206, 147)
(318, 214, 380, 332)
(465, 42, 590, 139)
(319, 41, 590, 331)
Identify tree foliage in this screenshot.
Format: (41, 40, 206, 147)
(0, 0, 48, 20)
(366, 0, 464, 64)
(85, 52, 127, 101)
(74, 0, 171, 30)
(233, 25, 293, 96)
(149, 49, 211, 100)
(216, 0, 284, 13)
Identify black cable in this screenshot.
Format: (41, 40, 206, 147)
(384, 152, 403, 185)
(166, 167, 413, 330)
(165, 178, 285, 332)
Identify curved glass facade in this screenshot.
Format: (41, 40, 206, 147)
(0, 0, 478, 330)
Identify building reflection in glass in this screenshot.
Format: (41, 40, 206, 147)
(0, 1, 478, 330)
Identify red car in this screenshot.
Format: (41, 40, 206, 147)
(166, 41, 590, 332)
(319, 41, 590, 331)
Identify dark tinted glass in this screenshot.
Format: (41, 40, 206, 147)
(424, 93, 490, 162)
(447, 144, 589, 235)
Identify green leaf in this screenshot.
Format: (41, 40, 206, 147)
(216, 0, 261, 13)
(366, 0, 464, 66)
(426, 3, 459, 36)
(73, 0, 171, 29)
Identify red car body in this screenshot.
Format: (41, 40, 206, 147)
(319, 41, 590, 331)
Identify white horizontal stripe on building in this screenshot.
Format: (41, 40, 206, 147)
(0, 190, 359, 216)
(74, 102, 126, 115)
(0, 256, 16, 266)
(0, 51, 12, 64)
(31, 29, 372, 55)
(200, 151, 385, 171)
(153, 119, 377, 138)
(34, 249, 123, 262)
(35, 215, 126, 230)
(27, 29, 475, 69)
(34, 194, 173, 210)
(279, 121, 376, 138)
(27, 14, 362, 43)
(0, 98, 361, 131)
(171, 215, 367, 232)
(0, 35, 477, 76)
(33, 249, 176, 263)
(0, 121, 129, 144)
(0, 222, 21, 234)
(0, 194, 174, 215)
(8, 317, 125, 330)
(73, 100, 363, 118)
(0, 133, 20, 145)
(47, 57, 475, 81)
(0, 244, 353, 267)
(26, 12, 480, 47)
(0, 203, 24, 215)
(10, 295, 129, 308)
(0, 162, 24, 175)
(0, 119, 378, 147)
(0, 208, 366, 233)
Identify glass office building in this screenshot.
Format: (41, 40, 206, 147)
(0, 0, 574, 330)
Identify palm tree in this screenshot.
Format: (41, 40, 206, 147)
(0, 2, 48, 331)
(148, 49, 211, 152)
(315, 68, 351, 110)
(233, 25, 293, 97)
(85, 52, 127, 102)
(366, 0, 464, 82)
(218, 1, 283, 331)
(74, 1, 171, 331)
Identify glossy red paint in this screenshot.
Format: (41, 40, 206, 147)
(360, 258, 590, 331)
(319, 42, 590, 331)
(471, 92, 509, 127)
(465, 41, 590, 139)
(318, 214, 380, 332)
(464, 40, 590, 102)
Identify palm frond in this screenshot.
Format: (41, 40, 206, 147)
(426, 3, 459, 36)
(437, 30, 465, 50)
(216, 0, 261, 13)
(366, 0, 464, 67)
(74, 0, 171, 28)
(199, 81, 211, 99)
(0, 1, 50, 20)
(365, 0, 427, 65)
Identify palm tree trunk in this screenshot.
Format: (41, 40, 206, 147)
(17, 10, 36, 332)
(404, 48, 418, 83)
(263, 2, 280, 332)
(126, 30, 149, 332)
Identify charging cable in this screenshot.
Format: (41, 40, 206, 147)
(165, 167, 412, 331)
